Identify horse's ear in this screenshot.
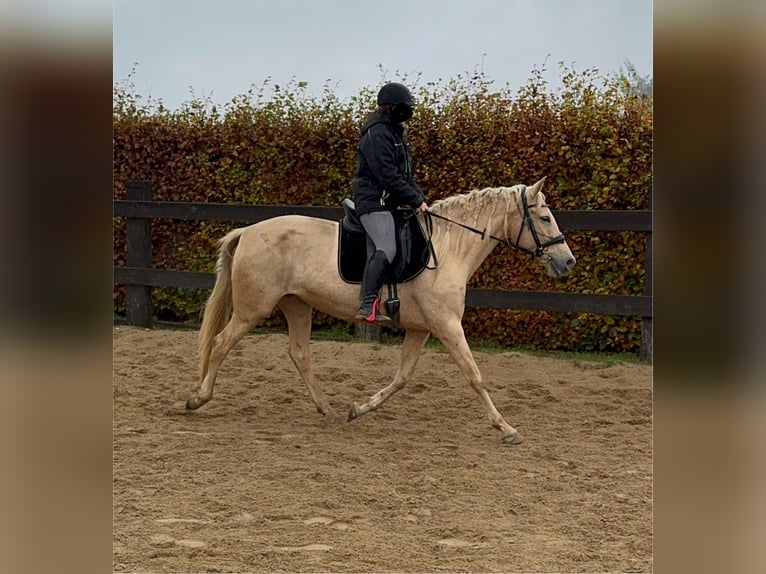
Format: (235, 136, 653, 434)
(529, 177, 546, 199)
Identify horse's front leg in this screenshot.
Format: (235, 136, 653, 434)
(348, 329, 430, 421)
(437, 320, 524, 444)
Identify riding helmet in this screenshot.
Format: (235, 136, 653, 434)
(376, 82, 414, 106)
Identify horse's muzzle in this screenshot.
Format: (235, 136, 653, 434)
(545, 253, 576, 278)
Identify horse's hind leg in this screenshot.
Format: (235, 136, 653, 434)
(436, 319, 524, 444)
(186, 314, 253, 410)
(278, 295, 339, 421)
(348, 328, 430, 421)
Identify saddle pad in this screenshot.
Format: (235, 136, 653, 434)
(337, 212, 431, 284)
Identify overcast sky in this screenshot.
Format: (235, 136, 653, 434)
(113, 0, 652, 110)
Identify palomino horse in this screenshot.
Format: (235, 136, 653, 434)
(186, 178, 575, 444)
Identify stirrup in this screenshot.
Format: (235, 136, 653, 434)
(355, 297, 391, 324)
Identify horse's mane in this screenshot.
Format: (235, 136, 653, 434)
(429, 187, 508, 244)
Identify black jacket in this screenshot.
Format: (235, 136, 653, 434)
(352, 111, 425, 216)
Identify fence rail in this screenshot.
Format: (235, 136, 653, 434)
(114, 180, 653, 359)
(113, 200, 653, 231)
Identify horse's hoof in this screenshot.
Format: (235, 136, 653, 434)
(347, 403, 359, 421)
(186, 398, 201, 410)
(502, 432, 524, 445)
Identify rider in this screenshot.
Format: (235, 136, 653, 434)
(352, 82, 429, 323)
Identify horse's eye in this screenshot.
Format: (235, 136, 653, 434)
(541, 216, 551, 223)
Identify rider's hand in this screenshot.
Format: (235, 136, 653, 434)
(418, 201, 429, 213)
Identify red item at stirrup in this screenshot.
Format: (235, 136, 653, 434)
(361, 297, 390, 323)
(364, 298, 380, 322)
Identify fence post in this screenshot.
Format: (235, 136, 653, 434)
(354, 322, 382, 342)
(125, 180, 153, 327)
(640, 187, 653, 361)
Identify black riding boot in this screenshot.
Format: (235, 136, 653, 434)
(355, 250, 391, 323)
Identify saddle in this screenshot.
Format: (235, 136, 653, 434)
(338, 198, 432, 286)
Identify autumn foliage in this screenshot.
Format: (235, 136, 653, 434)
(113, 64, 652, 353)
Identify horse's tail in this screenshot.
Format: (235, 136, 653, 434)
(198, 227, 243, 383)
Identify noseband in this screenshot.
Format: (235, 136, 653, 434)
(426, 186, 567, 258)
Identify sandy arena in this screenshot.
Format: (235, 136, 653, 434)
(113, 325, 652, 573)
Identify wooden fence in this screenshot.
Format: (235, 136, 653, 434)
(114, 180, 653, 359)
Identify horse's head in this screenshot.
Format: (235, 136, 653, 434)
(514, 178, 576, 278)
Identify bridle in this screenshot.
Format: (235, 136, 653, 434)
(513, 186, 567, 257)
(425, 185, 567, 258)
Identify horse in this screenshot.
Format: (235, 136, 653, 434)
(186, 177, 575, 444)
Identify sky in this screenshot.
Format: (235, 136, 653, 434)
(113, 0, 652, 109)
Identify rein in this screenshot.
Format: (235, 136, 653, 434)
(424, 186, 566, 258)
(426, 211, 506, 243)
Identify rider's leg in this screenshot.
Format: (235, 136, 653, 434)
(356, 211, 396, 323)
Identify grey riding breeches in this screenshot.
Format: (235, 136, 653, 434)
(359, 211, 397, 264)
